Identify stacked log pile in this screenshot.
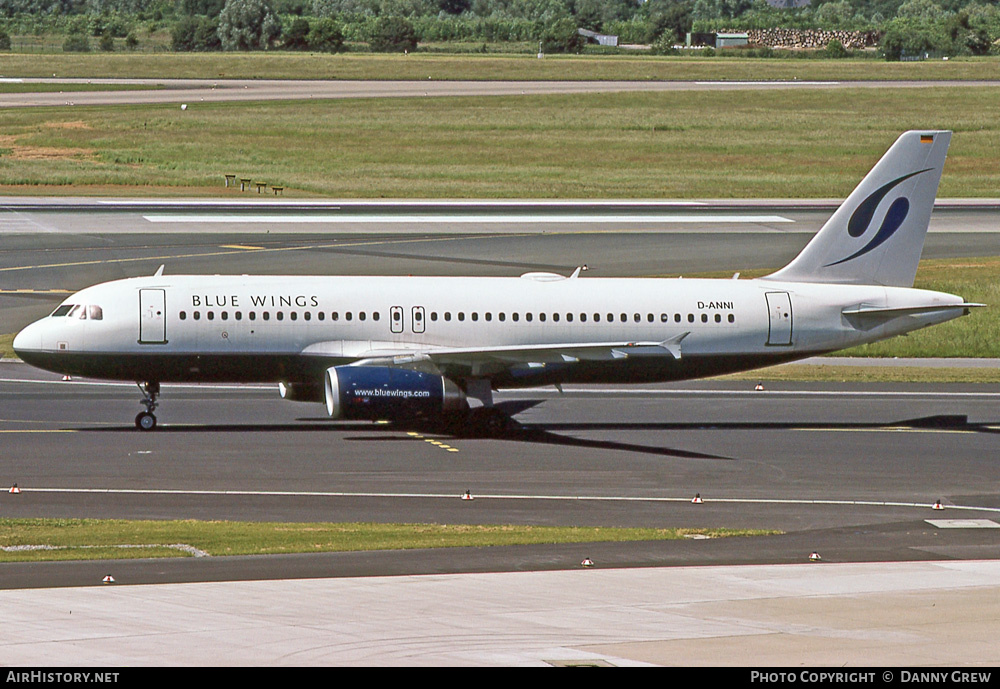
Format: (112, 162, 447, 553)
(723, 28, 880, 49)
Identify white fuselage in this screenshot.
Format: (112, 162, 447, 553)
(13, 273, 967, 388)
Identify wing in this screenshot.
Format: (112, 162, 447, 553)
(302, 332, 691, 379)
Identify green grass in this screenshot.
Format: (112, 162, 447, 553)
(0, 51, 998, 81)
(0, 518, 774, 562)
(0, 87, 998, 198)
(723, 365, 1000, 384)
(0, 333, 13, 359)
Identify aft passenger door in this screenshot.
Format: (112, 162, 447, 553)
(765, 291, 792, 346)
(138, 289, 168, 344)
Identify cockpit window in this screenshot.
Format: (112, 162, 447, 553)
(67, 305, 84, 319)
(87, 305, 103, 321)
(51, 305, 73, 317)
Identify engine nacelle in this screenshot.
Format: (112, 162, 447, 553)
(324, 366, 467, 420)
(278, 381, 325, 403)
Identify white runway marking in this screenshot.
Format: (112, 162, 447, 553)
(142, 214, 794, 224)
(11, 487, 1000, 514)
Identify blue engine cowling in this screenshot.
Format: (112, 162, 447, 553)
(324, 366, 467, 420)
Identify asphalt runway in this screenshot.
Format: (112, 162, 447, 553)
(4, 201, 1000, 665)
(3, 361, 1000, 588)
(2, 199, 998, 335)
(1, 78, 997, 108)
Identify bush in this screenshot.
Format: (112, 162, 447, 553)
(63, 33, 91, 52)
(173, 16, 222, 51)
(99, 30, 115, 51)
(369, 16, 417, 52)
(0, 31, 10, 51)
(825, 38, 848, 57)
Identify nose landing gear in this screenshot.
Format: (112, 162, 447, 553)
(135, 381, 160, 431)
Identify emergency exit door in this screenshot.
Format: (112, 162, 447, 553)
(139, 289, 168, 344)
(765, 291, 792, 346)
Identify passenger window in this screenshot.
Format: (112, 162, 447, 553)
(620, 314, 627, 323)
(728, 314, 735, 323)
(346, 312, 352, 321)
(458, 312, 465, 322)
(580, 313, 587, 322)
(715, 314, 721, 323)
(594, 313, 600, 322)
(221, 311, 229, 320)
(445, 312, 452, 322)
(194, 311, 201, 320)
(290, 312, 297, 321)
(538, 313, 545, 322)
(276, 312, 283, 321)
(634, 313, 641, 322)
(431, 312, 438, 321)
(552, 313, 559, 322)
(472, 312, 479, 322)
(180, 311, 187, 320)
(566, 313, 573, 322)
(499, 313, 506, 322)
(304, 312, 311, 321)
(526, 313, 533, 322)
(318, 312, 324, 321)
(51, 305, 73, 317)
(688, 314, 694, 323)
(359, 312, 366, 321)
(263, 312, 270, 321)
(250, 312, 256, 321)
(701, 314, 708, 323)
(88, 305, 103, 320)
(373, 312, 379, 321)
(661, 314, 668, 322)
(236, 312, 242, 320)
(512, 313, 519, 322)
(675, 314, 681, 323)
(647, 314, 654, 323)
(485, 313, 492, 322)
(207, 311, 215, 321)
(332, 312, 339, 321)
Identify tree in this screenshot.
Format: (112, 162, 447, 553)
(439, 0, 471, 14)
(0, 31, 11, 51)
(540, 16, 586, 53)
(308, 17, 344, 52)
(369, 16, 418, 52)
(217, 0, 282, 51)
(283, 16, 310, 49)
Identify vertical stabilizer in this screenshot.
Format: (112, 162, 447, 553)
(764, 130, 951, 287)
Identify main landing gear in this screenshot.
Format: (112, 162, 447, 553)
(135, 381, 160, 431)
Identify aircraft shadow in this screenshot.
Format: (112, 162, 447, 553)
(75, 413, 995, 462)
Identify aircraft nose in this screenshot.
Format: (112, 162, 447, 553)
(12, 321, 42, 356)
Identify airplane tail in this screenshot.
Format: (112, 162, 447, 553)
(763, 130, 951, 288)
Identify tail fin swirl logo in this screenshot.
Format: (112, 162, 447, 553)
(825, 168, 933, 267)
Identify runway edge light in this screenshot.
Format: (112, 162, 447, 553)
(9, 483, 19, 494)
(691, 493, 703, 504)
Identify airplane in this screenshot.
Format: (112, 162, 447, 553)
(13, 130, 981, 433)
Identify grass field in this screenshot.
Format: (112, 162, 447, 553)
(0, 51, 999, 81)
(0, 87, 997, 198)
(0, 518, 773, 562)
